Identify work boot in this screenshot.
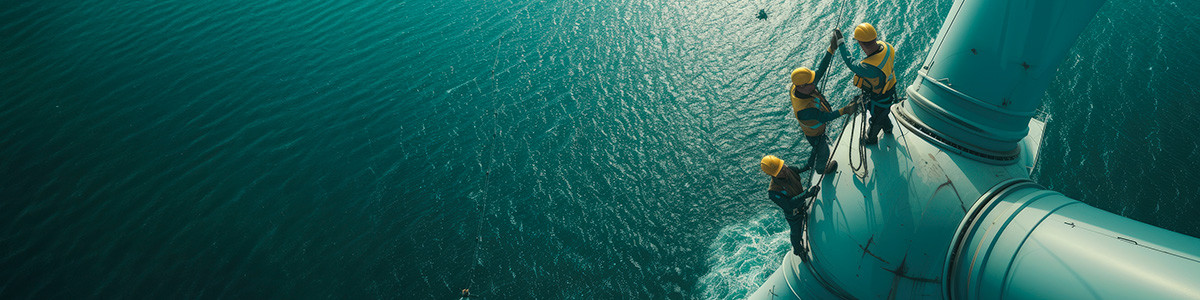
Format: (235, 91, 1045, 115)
(796, 164, 812, 174)
(821, 160, 839, 174)
(794, 243, 807, 256)
(862, 135, 878, 145)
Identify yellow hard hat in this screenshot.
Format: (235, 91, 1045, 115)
(790, 68, 815, 86)
(761, 155, 784, 177)
(854, 23, 877, 42)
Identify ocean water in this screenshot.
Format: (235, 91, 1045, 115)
(2, 0, 1198, 299)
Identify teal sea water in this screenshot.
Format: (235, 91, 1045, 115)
(2, 0, 1199, 298)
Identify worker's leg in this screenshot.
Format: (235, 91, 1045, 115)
(787, 218, 807, 256)
(866, 105, 883, 135)
(798, 143, 816, 173)
(807, 135, 832, 173)
(864, 101, 892, 144)
(875, 103, 893, 134)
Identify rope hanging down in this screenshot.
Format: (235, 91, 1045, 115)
(465, 38, 507, 293)
(809, 0, 897, 188)
(845, 96, 870, 179)
(467, 121, 497, 291)
(808, 0, 853, 184)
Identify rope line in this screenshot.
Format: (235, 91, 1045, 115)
(847, 96, 870, 180)
(795, 2, 914, 298)
(808, 0, 854, 185)
(925, 0, 969, 73)
(461, 3, 570, 291)
(466, 36, 507, 292)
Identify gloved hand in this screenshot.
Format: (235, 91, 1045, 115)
(829, 29, 843, 52)
(791, 185, 819, 203)
(839, 102, 858, 115)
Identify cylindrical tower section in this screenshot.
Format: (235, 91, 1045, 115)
(748, 253, 846, 300)
(945, 179, 1200, 300)
(902, 0, 1104, 159)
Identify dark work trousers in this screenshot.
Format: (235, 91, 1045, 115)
(786, 216, 806, 255)
(769, 189, 812, 256)
(804, 134, 831, 171)
(866, 98, 894, 138)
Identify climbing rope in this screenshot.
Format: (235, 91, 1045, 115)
(814, 0, 848, 95)
(847, 96, 871, 179)
(807, 0, 856, 185)
(811, 104, 860, 187)
(789, 3, 873, 299)
(465, 38, 507, 292)
(467, 124, 497, 291)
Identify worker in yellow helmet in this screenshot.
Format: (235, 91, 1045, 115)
(834, 23, 898, 145)
(789, 32, 859, 174)
(760, 155, 821, 256)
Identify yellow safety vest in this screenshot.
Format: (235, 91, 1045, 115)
(790, 86, 832, 137)
(853, 41, 897, 96)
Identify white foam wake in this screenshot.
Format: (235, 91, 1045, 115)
(694, 210, 791, 299)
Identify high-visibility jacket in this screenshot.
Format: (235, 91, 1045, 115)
(791, 88, 833, 137)
(853, 41, 897, 97)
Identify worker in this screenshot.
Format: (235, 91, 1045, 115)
(789, 32, 859, 174)
(834, 23, 898, 145)
(460, 289, 480, 299)
(760, 155, 821, 256)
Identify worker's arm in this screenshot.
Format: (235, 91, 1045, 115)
(768, 189, 790, 209)
(813, 31, 842, 83)
(782, 193, 809, 220)
(837, 44, 886, 81)
(812, 47, 835, 83)
(770, 189, 805, 219)
(793, 186, 820, 200)
(790, 186, 819, 215)
(794, 105, 854, 124)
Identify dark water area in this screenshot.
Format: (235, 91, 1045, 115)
(1, 0, 1198, 298)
